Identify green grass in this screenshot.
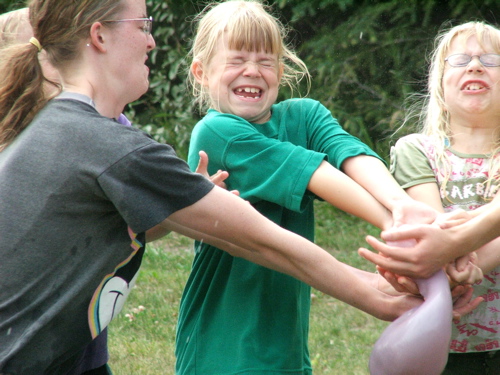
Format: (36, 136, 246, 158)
(108, 203, 389, 374)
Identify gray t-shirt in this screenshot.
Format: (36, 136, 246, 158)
(0, 99, 213, 374)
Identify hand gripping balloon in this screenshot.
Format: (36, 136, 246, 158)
(369, 237, 452, 375)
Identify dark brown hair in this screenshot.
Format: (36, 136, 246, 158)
(0, 0, 124, 149)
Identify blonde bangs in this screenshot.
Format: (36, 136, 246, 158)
(225, 11, 282, 56)
(441, 22, 500, 57)
(189, 0, 310, 113)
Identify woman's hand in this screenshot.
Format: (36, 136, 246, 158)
(376, 266, 420, 295)
(375, 266, 483, 322)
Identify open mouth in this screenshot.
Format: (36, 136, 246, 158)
(461, 82, 488, 91)
(235, 87, 262, 99)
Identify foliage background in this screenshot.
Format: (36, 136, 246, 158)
(2, 0, 500, 373)
(129, 0, 500, 160)
(2, 0, 500, 159)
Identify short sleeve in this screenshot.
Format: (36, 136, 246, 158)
(98, 142, 214, 233)
(300, 100, 384, 168)
(390, 135, 437, 189)
(188, 112, 325, 212)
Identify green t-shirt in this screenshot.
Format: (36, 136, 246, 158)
(176, 98, 381, 374)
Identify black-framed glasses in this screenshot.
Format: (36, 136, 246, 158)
(445, 53, 500, 67)
(103, 16, 153, 35)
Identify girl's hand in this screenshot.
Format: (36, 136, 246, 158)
(446, 252, 483, 287)
(195, 150, 239, 195)
(434, 209, 471, 229)
(359, 223, 461, 279)
(451, 285, 483, 323)
(391, 199, 438, 228)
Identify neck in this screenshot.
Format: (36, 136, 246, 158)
(449, 116, 500, 154)
(59, 53, 125, 119)
(61, 84, 123, 119)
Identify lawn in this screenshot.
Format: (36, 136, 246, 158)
(108, 203, 388, 374)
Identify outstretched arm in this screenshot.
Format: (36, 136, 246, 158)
(341, 155, 437, 227)
(360, 190, 500, 278)
(358, 208, 500, 279)
(307, 161, 392, 230)
(146, 150, 238, 242)
(468, 237, 500, 275)
(152, 185, 422, 321)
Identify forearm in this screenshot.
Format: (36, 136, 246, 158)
(342, 156, 439, 228)
(475, 237, 500, 274)
(343, 263, 379, 288)
(164, 188, 352, 289)
(145, 225, 171, 242)
(155, 217, 290, 273)
(165, 186, 412, 320)
(308, 161, 392, 229)
(341, 155, 410, 211)
(453, 203, 500, 258)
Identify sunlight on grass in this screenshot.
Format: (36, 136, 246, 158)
(108, 204, 387, 374)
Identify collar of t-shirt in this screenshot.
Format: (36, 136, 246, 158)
(55, 91, 131, 127)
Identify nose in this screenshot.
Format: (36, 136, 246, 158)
(242, 61, 262, 77)
(147, 33, 156, 51)
(467, 55, 484, 72)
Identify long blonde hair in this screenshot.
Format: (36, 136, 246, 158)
(413, 21, 500, 197)
(0, 8, 32, 47)
(188, 0, 310, 113)
(0, 0, 124, 150)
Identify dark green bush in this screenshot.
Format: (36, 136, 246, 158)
(3, 0, 500, 161)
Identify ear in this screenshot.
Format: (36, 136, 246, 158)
(88, 22, 107, 53)
(278, 62, 284, 82)
(191, 60, 208, 86)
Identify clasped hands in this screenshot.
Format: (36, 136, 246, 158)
(371, 202, 483, 322)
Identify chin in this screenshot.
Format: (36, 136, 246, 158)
(136, 83, 150, 98)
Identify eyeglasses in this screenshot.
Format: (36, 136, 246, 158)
(445, 53, 500, 67)
(103, 16, 153, 35)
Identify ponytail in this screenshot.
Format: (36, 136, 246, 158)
(0, 0, 124, 150)
(0, 42, 48, 149)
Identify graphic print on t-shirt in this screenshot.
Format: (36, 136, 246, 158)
(87, 228, 144, 338)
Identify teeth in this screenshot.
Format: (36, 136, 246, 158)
(465, 83, 484, 90)
(236, 87, 261, 93)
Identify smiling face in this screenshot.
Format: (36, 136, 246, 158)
(105, 0, 156, 105)
(443, 34, 500, 124)
(193, 35, 282, 124)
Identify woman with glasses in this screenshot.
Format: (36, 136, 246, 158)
(377, 21, 500, 374)
(0, 0, 430, 373)
(0, 7, 137, 375)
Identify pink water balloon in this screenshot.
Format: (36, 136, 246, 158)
(369, 239, 452, 375)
